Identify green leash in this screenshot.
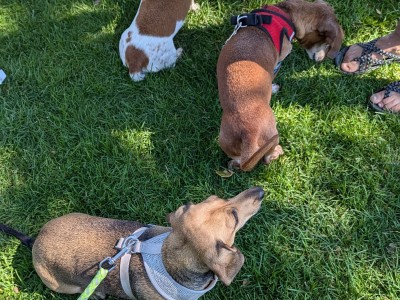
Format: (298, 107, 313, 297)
(78, 226, 148, 300)
(77, 231, 140, 300)
(77, 267, 109, 300)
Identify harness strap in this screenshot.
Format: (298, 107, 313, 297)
(120, 253, 135, 299)
(118, 229, 217, 300)
(252, 7, 295, 32)
(117, 227, 163, 299)
(116, 227, 148, 299)
(116, 226, 164, 298)
(230, 6, 295, 55)
(230, 13, 272, 27)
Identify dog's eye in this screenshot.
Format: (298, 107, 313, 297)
(231, 208, 239, 227)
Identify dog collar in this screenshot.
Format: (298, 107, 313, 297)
(117, 228, 218, 300)
(231, 5, 295, 55)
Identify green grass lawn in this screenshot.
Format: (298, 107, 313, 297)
(0, 0, 399, 299)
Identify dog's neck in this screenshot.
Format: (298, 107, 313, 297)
(162, 232, 216, 290)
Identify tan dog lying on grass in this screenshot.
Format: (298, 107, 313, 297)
(0, 187, 264, 299)
(217, 0, 344, 171)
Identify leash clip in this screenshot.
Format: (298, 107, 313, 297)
(99, 256, 117, 272)
(100, 237, 139, 271)
(225, 15, 248, 45)
(233, 15, 248, 33)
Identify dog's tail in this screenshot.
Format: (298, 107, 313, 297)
(240, 134, 279, 171)
(0, 224, 35, 249)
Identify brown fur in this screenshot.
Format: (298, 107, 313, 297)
(125, 45, 150, 74)
(276, 0, 344, 59)
(24, 187, 264, 299)
(217, 0, 344, 171)
(136, 0, 193, 37)
(126, 31, 132, 43)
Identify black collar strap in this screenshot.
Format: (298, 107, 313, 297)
(230, 13, 272, 27)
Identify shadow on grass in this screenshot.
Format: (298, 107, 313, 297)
(1, 0, 399, 299)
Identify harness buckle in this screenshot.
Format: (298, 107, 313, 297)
(121, 236, 139, 249)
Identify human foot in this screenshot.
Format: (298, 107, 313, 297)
(369, 81, 400, 114)
(334, 33, 400, 74)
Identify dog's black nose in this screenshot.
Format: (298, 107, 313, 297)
(254, 187, 265, 200)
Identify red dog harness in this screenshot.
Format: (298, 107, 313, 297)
(230, 6, 296, 73)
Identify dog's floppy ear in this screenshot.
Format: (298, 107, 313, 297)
(319, 21, 344, 59)
(166, 203, 190, 226)
(207, 241, 244, 286)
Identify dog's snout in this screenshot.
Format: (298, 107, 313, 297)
(254, 187, 265, 200)
(258, 188, 265, 200)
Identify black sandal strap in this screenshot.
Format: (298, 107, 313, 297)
(353, 38, 400, 72)
(384, 81, 400, 99)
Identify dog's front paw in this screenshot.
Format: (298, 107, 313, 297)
(190, 1, 200, 11)
(228, 159, 241, 170)
(130, 71, 146, 82)
(264, 145, 283, 164)
(272, 83, 280, 94)
(176, 47, 183, 58)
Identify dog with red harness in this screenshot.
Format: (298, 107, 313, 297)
(217, 0, 344, 171)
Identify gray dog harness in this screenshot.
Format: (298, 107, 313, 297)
(116, 227, 218, 300)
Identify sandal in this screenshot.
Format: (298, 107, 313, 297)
(334, 38, 400, 75)
(369, 81, 400, 114)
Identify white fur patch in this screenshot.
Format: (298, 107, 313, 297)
(119, 15, 185, 81)
(305, 43, 330, 62)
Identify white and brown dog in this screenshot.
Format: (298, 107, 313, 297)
(119, 0, 198, 81)
(217, 0, 344, 171)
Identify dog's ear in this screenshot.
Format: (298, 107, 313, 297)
(166, 208, 182, 226)
(166, 203, 191, 227)
(319, 21, 344, 59)
(207, 241, 244, 286)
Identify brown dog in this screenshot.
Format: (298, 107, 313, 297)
(0, 187, 264, 299)
(217, 0, 344, 171)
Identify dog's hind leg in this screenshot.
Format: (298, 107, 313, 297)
(240, 134, 280, 171)
(263, 144, 284, 164)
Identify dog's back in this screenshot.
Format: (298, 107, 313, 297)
(119, 0, 193, 81)
(32, 213, 169, 298)
(217, 27, 284, 171)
